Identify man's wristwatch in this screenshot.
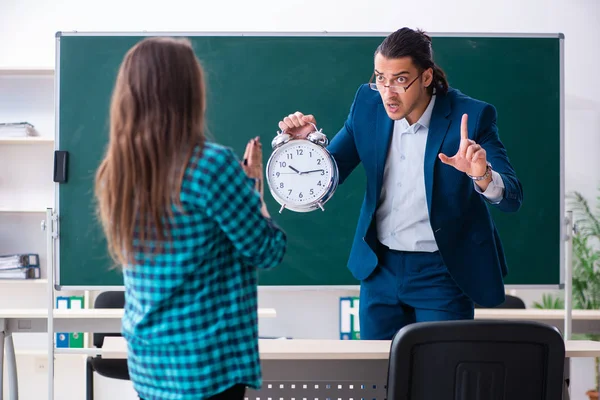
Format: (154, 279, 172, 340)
(467, 162, 492, 181)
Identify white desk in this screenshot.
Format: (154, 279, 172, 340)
(475, 308, 600, 334)
(475, 308, 600, 320)
(2, 308, 598, 399)
(0, 308, 276, 400)
(102, 336, 600, 360)
(0, 308, 276, 334)
(101, 337, 600, 400)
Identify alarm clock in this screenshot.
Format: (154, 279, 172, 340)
(266, 123, 339, 213)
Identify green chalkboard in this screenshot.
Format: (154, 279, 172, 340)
(55, 32, 563, 288)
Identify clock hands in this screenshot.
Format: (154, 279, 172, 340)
(284, 165, 324, 175)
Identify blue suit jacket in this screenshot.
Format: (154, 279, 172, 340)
(327, 84, 523, 307)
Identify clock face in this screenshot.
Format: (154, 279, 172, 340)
(266, 140, 336, 208)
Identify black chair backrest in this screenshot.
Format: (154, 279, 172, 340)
(499, 294, 526, 309)
(93, 291, 125, 348)
(474, 294, 526, 309)
(387, 320, 565, 400)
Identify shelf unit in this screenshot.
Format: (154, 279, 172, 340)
(0, 67, 55, 296)
(15, 349, 48, 356)
(0, 137, 54, 143)
(0, 208, 48, 213)
(0, 66, 93, 371)
(0, 65, 104, 400)
(0, 279, 48, 285)
(0, 67, 54, 76)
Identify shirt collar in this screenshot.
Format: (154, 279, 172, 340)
(418, 95, 436, 129)
(397, 95, 436, 134)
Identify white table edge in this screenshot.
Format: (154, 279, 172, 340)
(99, 338, 600, 360)
(0, 307, 276, 319)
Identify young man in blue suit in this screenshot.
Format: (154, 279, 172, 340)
(277, 27, 523, 340)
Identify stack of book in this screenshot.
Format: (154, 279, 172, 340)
(0, 122, 39, 138)
(0, 254, 41, 279)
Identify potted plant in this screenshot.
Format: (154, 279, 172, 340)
(534, 190, 600, 398)
(569, 190, 600, 399)
(532, 293, 564, 310)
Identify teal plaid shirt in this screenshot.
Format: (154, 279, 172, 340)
(121, 142, 287, 400)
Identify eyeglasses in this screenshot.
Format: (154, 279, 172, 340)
(368, 73, 422, 94)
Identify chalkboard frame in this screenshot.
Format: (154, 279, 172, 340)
(52, 31, 565, 290)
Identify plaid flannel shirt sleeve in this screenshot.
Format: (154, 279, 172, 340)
(203, 147, 287, 269)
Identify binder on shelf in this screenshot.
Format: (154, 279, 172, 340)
(0, 122, 38, 137)
(56, 332, 69, 348)
(0, 253, 40, 280)
(339, 296, 360, 340)
(0, 253, 39, 268)
(0, 266, 40, 279)
(56, 296, 70, 348)
(69, 296, 84, 348)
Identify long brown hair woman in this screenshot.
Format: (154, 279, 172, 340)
(94, 36, 287, 400)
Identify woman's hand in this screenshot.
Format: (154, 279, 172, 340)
(242, 136, 270, 217)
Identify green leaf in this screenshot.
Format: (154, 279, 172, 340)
(532, 293, 564, 309)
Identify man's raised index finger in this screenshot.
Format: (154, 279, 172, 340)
(461, 113, 469, 141)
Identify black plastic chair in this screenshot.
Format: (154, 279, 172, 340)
(86, 291, 130, 400)
(386, 320, 565, 400)
(475, 294, 526, 309)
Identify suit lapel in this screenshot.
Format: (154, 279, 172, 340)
(375, 105, 394, 199)
(424, 92, 452, 211)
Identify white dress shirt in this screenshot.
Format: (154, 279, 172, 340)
(376, 96, 505, 252)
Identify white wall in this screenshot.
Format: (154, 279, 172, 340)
(1, 0, 599, 399)
(1, 0, 599, 201)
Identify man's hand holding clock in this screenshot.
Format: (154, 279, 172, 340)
(278, 111, 318, 139)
